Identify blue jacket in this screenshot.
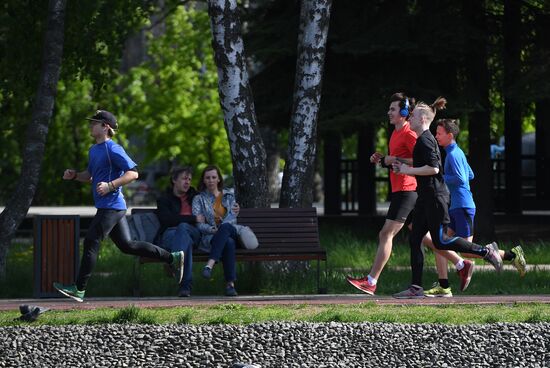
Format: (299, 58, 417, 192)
(192, 189, 237, 252)
(444, 143, 475, 210)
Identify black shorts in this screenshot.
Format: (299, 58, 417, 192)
(386, 191, 418, 223)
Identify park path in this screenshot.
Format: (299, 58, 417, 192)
(1, 294, 549, 311)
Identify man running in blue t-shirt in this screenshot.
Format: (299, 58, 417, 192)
(424, 119, 527, 297)
(53, 110, 185, 302)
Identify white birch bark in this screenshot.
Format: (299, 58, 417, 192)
(208, 0, 269, 207)
(280, 0, 332, 208)
(0, 0, 67, 278)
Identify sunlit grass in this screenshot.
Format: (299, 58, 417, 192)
(1, 227, 549, 298)
(1, 303, 549, 326)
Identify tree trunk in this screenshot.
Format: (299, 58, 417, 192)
(280, 0, 332, 208)
(207, 0, 269, 208)
(0, 0, 67, 279)
(503, 0, 522, 214)
(463, 0, 494, 241)
(261, 126, 282, 203)
(535, 14, 550, 202)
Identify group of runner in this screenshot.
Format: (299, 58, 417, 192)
(53, 101, 527, 302)
(347, 93, 527, 298)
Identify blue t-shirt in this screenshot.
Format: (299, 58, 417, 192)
(87, 140, 137, 210)
(443, 143, 475, 210)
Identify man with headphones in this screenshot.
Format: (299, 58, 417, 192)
(347, 93, 421, 295)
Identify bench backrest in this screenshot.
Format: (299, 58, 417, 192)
(130, 207, 321, 249)
(238, 208, 320, 249)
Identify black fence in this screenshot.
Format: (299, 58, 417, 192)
(340, 156, 540, 213)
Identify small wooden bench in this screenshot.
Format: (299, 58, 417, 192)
(131, 207, 327, 295)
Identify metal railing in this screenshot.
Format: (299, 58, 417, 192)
(339, 155, 538, 213)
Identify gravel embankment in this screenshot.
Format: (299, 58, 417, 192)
(1, 322, 549, 367)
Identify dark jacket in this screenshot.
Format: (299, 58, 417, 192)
(156, 186, 199, 237)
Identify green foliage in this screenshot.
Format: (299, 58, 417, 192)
(110, 6, 231, 180)
(1, 3, 229, 204)
(35, 79, 96, 204)
(0, 0, 157, 204)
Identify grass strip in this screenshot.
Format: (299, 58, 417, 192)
(1, 303, 549, 326)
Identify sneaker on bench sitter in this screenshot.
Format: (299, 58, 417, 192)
(170, 251, 185, 284)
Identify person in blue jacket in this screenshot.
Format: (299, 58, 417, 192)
(425, 119, 527, 297)
(53, 110, 184, 302)
(192, 165, 240, 296)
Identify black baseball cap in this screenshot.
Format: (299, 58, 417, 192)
(85, 110, 118, 130)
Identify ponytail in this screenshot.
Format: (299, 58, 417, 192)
(430, 97, 447, 113)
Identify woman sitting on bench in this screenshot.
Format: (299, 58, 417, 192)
(192, 165, 240, 296)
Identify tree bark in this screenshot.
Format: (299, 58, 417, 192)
(0, 0, 67, 279)
(261, 126, 282, 203)
(535, 14, 550, 202)
(463, 0, 494, 240)
(208, 0, 269, 208)
(280, 0, 332, 208)
(503, 0, 523, 214)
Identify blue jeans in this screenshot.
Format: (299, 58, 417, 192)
(161, 223, 200, 290)
(210, 223, 237, 282)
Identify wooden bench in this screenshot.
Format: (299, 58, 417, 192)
(131, 207, 327, 295)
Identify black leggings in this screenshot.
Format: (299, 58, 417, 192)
(76, 209, 172, 290)
(409, 194, 487, 287)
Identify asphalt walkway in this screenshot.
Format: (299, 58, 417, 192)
(1, 294, 549, 311)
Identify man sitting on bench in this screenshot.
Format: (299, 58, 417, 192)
(156, 166, 204, 297)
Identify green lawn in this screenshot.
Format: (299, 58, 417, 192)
(1, 226, 549, 298)
(1, 303, 549, 326)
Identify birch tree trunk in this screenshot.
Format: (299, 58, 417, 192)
(0, 0, 67, 279)
(208, 0, 269, 208)
(280, 0, 332, 208)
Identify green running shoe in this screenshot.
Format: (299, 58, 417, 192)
(511, 245, 527, 277)
(424, 282, 453, 298)
(171, 251, 185, 284)
(53, 282, 85, 303)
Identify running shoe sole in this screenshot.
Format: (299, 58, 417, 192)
(345, 277, 375, 295)
(53, 284, 84, 303)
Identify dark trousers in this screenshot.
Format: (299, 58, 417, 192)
(76, 209, 172, 290)
(409, 194, 486, 287)
(209, 223, 237, 282)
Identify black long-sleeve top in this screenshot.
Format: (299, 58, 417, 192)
(156, 187, 199, 237)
